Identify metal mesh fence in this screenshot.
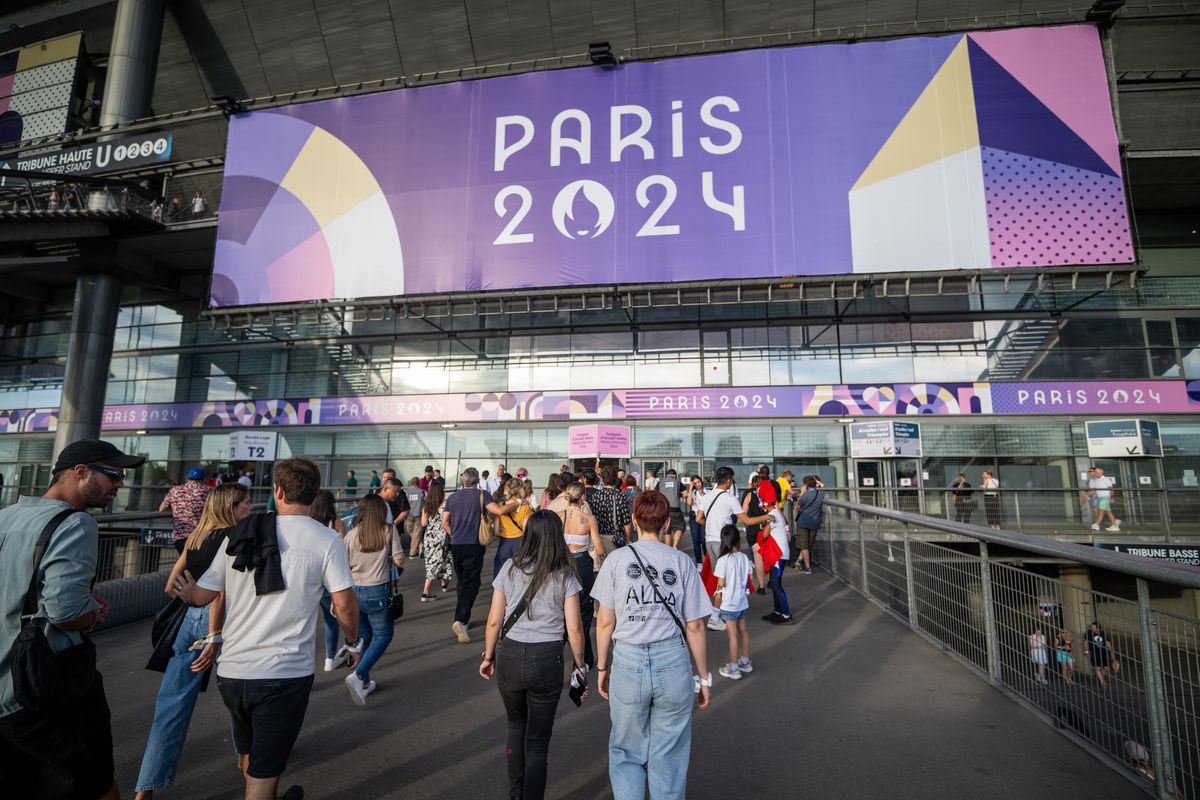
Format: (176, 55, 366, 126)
(817, 501, 1200, 799)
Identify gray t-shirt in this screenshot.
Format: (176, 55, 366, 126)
(494, 561, 582, 644)
(591, 540, 712, 645)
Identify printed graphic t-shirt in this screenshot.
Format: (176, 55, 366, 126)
(591, 539, 712, 644)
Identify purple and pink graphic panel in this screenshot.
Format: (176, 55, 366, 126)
(4, 381, 1197, 435)
(212, 24, 1132, 307)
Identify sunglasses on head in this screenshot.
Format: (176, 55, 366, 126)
(87, 463, 126, 481)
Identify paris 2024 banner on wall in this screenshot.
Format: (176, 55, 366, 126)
(210, 24, 1133, 307)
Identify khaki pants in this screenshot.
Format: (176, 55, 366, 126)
(406, 516, 422, 556)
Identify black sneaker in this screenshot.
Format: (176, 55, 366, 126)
(280, 787, 304, 800)
(771, 614, 795, 626)
(762, 612, 782, 622)
(756, 587, 767, 595)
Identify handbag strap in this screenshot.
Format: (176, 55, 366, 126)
(629, 544, 686, 639)
(21, 508, 80, 619)
(499, 583, 534, 642)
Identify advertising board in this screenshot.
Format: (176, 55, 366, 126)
(211, 24, 1131, 307)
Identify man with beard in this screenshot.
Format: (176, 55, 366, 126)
(0, 439, 146, 799)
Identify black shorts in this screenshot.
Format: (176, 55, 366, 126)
(0, 671, 114, 799)
(668, 510, 687, 534)
(217, 674, 314, 779)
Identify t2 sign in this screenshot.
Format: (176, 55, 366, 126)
(229, 430, 278, 461)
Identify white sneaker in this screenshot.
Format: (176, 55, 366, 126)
(365, 680, 377, 697)
(452, 621, 471, 644)
(345, 672, 368, 707)
(706, 618, 726, 631)
(1110, 520, 1121, 531)
(718, 664, 742, 680)
(737, 658, 754, 673)
(324, 658, 336, 672)
(324, 653, 347, 672)
(1090, 523, 1101, 531)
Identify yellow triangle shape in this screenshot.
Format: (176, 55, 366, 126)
(853, 36, 979, 191)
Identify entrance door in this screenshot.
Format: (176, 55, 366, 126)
(855, 459, 923, 512)
(17, 463, 51, 497)
(1090, 458, 1164, 530)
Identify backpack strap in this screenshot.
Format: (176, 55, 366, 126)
(21, 508, 81, 619)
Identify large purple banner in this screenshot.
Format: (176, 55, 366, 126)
(2, 381, 1196, 434)
(211, 25, 1131, 307)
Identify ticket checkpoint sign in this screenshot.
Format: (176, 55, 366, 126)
(569, 425, 632, 458)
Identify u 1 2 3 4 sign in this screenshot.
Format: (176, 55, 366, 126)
(211, 24, 1131, 307)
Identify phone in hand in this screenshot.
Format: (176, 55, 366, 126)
(569, 679, 586, 706)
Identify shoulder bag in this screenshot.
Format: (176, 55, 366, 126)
(12, 508, 98, 713)
(499, 584, 535, 642)
(477, 490, 493, 546)
(628, 545, 686, 639)
(386, 538, 405, 621)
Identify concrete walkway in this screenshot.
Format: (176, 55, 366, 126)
(97, 569, 1146, 799)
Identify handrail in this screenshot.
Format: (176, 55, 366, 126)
(825, 497, 1200, 589)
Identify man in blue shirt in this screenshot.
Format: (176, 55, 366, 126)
(0, 438, 145, 800)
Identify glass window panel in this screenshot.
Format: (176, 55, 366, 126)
(388, 430, 447, 460)
(911, 355, 986, 382)
(703, 426, 773, 459)
(773, 426, 846, 457)
(776, 458, 846, 489)
(634, 426, 703, 457)
(771, 356, 842, 385)
(1177, 318, 1200, 378)
(1162, 424, 1200, 455)
(446, 428, 508, 458)
(18, 438, 53, 461)
(634, 361, 697, 388)
(731, 358, 770, 385)
(840, 354, 915, 383)
(638, 330, 699, 354)
(922, 424, 997, 455)
(994, 424, 1073, 455)
(332, 431, 389, 456)
(448, 368, 508, 393)
(392, 364, 449, 394)
(277, 431, 334, 458)
(506, 428, 569, 457)
(572, 332, 632, 354)
(523, 364, 571, 392)
(571, 363, 632, 390)
(198, 434, 232, 461)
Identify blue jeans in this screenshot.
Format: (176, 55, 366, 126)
(355, 582, 394, 684)
(770, 562, 790, 616)
(495, 535, 522, 577)
(688, 520, 704, 564)
(608, 637, 694, 800)
(319, 590, 339, 660)
(136, 605, 211, 791)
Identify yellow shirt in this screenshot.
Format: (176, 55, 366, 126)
(499, 503, 532, 538)
(777, 478, 792, 495)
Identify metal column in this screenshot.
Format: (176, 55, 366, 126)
(978, 542, 1002, 686)
(1135, 578, 1177, 800)
(54, 273, 122, 453)
(100, 0, 167, 128)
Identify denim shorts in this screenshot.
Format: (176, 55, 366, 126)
(719, 608, 748, 622)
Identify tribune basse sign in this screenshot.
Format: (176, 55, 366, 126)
(211, 24, 1132, 307)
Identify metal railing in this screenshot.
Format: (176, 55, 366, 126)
(823, 487, 1200, 539)
(815, 498, 1200, 799)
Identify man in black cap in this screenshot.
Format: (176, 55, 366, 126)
(0, 438, 145, 799)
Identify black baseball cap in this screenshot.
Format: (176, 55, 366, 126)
(53, 439, 147, 473)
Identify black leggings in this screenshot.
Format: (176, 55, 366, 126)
(572, 552, 596, 668)
(497, 640, 564, 800)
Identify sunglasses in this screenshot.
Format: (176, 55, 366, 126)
(87, 463, 126, 481)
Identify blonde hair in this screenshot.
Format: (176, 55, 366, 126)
(503, 477, 530, 500)
(186, 483, 249, 551)
(561, 482, 585, 505)
(352, 493, 390, 553)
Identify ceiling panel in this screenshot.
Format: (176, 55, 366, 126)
(427, 1, 477, 71)
(505, 0, 557, 60)
(463, 0, 514, 65)
(388, 0, 441, 75)
(547, 0, 598, 54)
(767, 0, 814, 32)
(590, 0, 639, 55)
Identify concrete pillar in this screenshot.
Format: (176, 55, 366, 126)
(1058, 563, 1094, 641)
(100, 0, 166, 128)
(54, 273, 122, 453)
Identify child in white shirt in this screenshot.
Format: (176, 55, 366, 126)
(713, 524, 754, 680)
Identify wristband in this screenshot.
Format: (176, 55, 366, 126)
(481, 652, 495, 662)
(596, 666, 608, 672)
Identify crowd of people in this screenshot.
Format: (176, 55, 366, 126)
(5, 439, 1140, 800)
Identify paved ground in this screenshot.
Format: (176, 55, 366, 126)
(96, 561, 1147, 799)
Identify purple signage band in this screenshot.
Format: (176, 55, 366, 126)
(211, 25, 1132, 307)
(2, 380, 1196, 434)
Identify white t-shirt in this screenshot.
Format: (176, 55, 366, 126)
(644, 476, 660, 492)
(1089, 475, 1115, 499)
(237, 475, 252, 488)
(767, 509, 790, 562)
(699, 487, 743, 542)
(713, 552, 752, 612)
(198, 514, 354, 680)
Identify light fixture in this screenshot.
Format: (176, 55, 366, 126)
(837, 417, 854, 424)
(135, 429, 147, 435)
(331, 370, 339, 375)
(588, 41, 618, 67)
(1085, 0, 1124, 28)
(440, 422, 458, 429)
(211, 94, 245, 117)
